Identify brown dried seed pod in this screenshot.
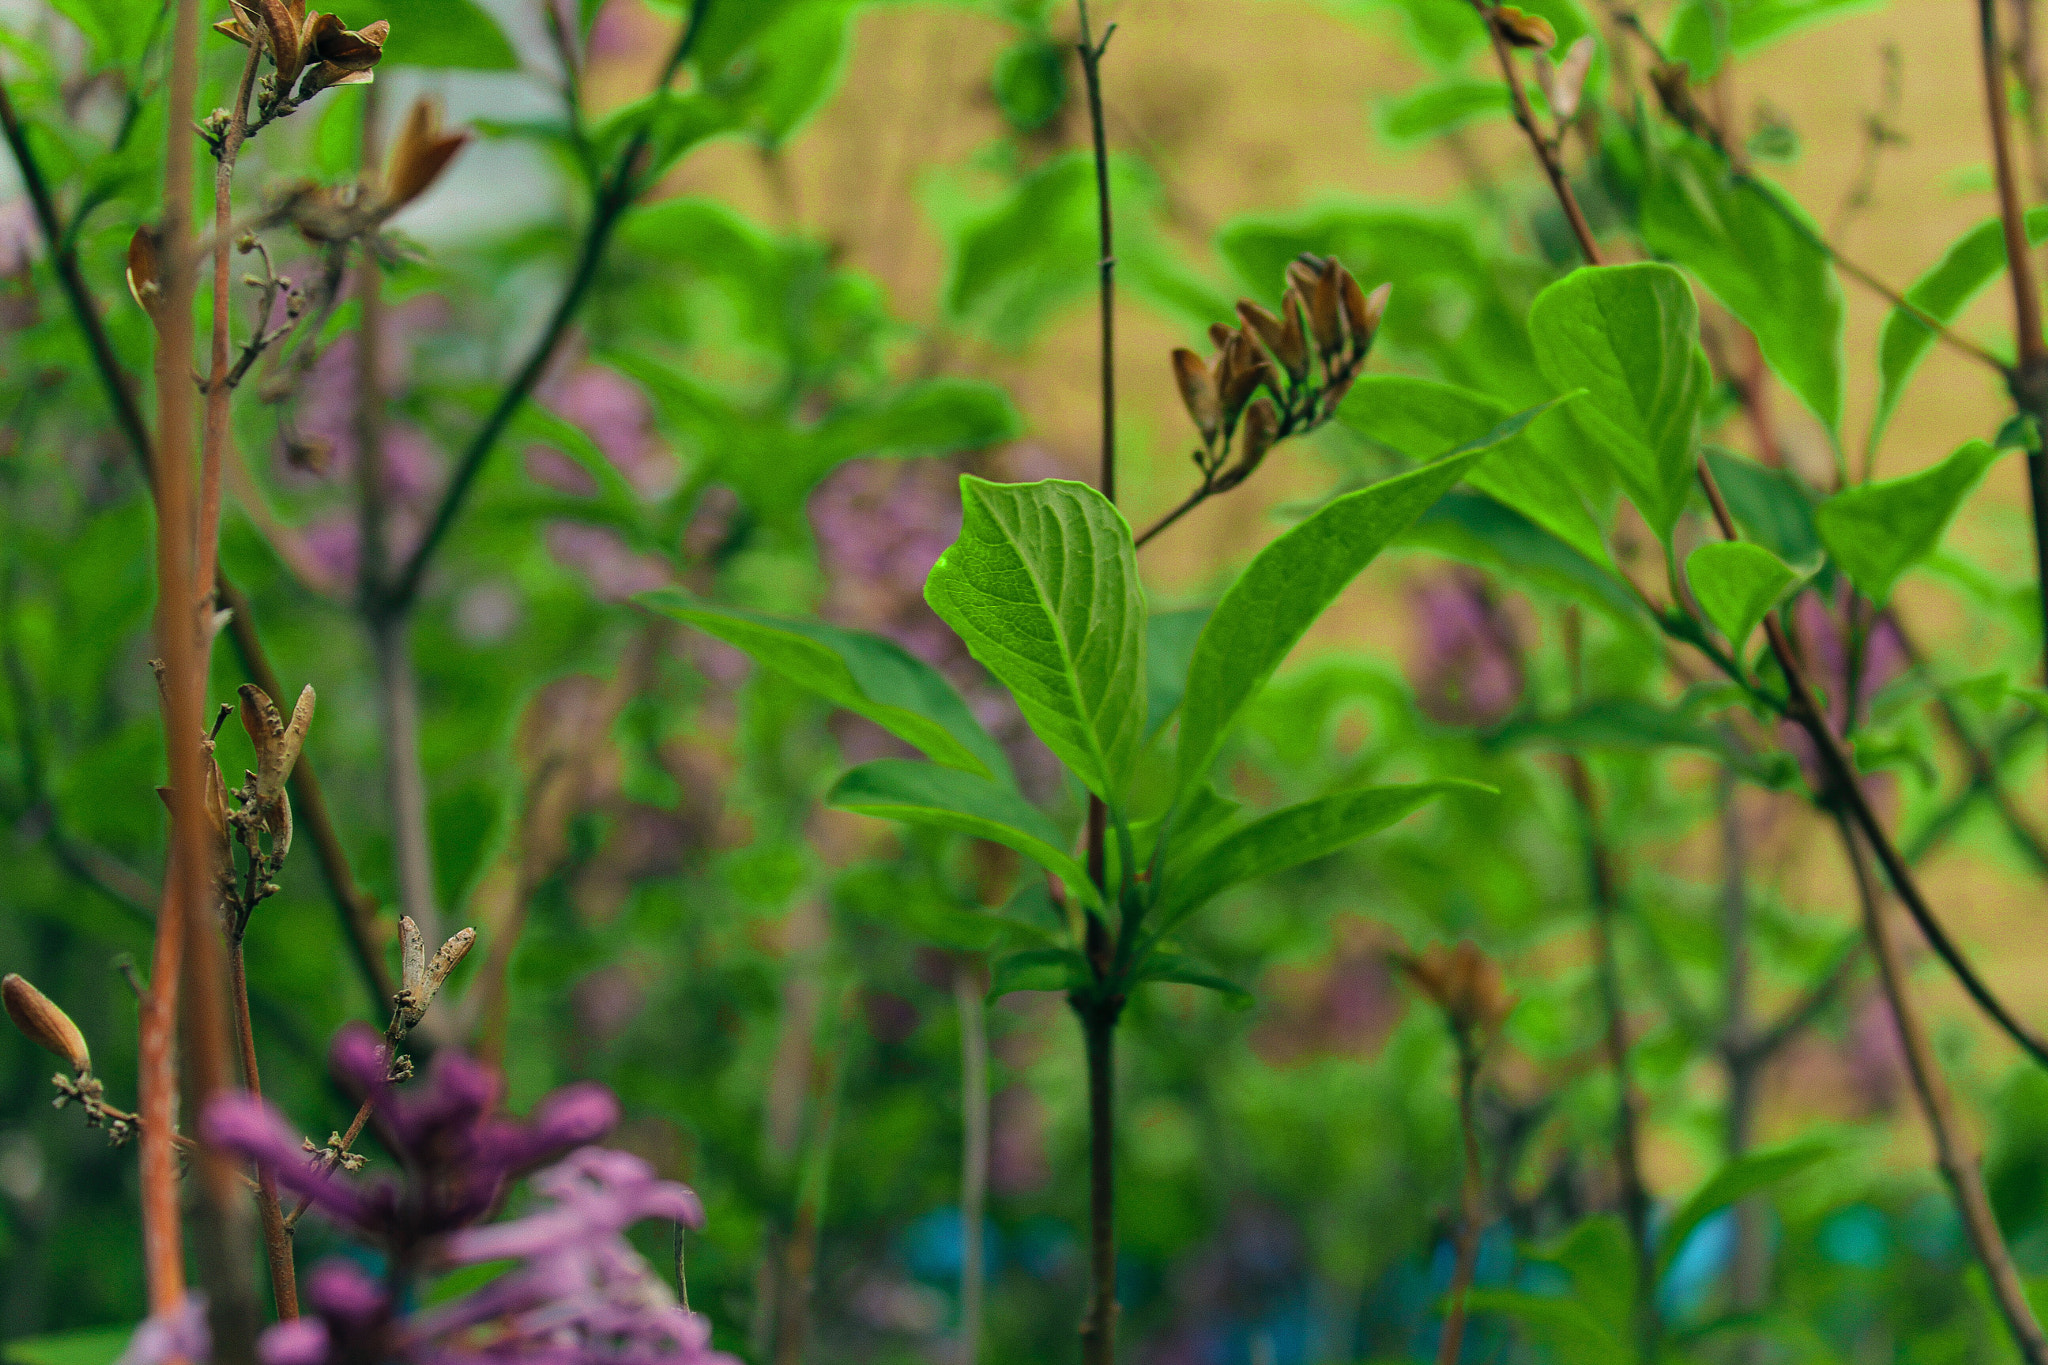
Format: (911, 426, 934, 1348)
(126, 228, 162, 318)
(239, 682, 315, 804)
(4, 974, 91, 1074)
(1225, 397, 1279, 488)
(383, 97, 467, 214)
(399, 915, 427, 995)
(1237, 298, 1308, 383)
(1171, 348, 1221, 446)
(1395, 941, 1513, 1036)
(1206, 322, 1235, 350)
(1304, 262, 1345, 364)
(1218, 332, 1268, 430)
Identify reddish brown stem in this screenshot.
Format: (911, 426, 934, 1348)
(229, 942, 299, 1318)
(1478, 8, 1602, 266)
(1436, 1046, 1483, 1365)
(197, 39, 262, 608)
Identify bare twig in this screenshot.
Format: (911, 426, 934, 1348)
(1835, 808, 2048, 1363)
(197, 38, 264, 610)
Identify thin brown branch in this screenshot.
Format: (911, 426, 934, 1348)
(1834, 808, 2048, 1363)
(228, 942, 299, 1318)
(1436, 1047, 1484, 1365)
(1476, 5, 1602, 265)
(197, 39, 263, 609)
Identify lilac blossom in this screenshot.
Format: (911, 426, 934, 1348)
(1408, 569, 1523, 728)
(204, 1024, 619, 1254)
(115, 1295, 210, 1365)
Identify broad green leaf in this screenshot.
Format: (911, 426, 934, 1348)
(639, 591, 1010, 782)
(722, 0, 854, 147)
(376, 0, 519, 69)
(826, 761, 1100, 911)
(52, 0, 154, 67)
(1814, 440, 2004, 603)
(1873, 208, 2048, 455)
(925, 478, 1147, 801)
(1, 1327, 134, 1365)
(1703, 448, 1822, 565)
(1656, 1140, 1835, 1282)
(1666, 0, 1880, 82)
(814, 379, 1021, 460)
(1685, 541, 1806, 655)
(1154, 781, 1486, 936)
(1462, 1290, 1624, 1365)
(1638, 139, 1843, 432)
(1529, 263, 1709, 541)
(1145, 608, 1212, 736)
(1176, 416, 1543, 794)
(988, 947, 1091, 996)
(1342, 375, 1607, 566)
(1376, 79, 1510, 145)
(1134, 952, 1253, 1008)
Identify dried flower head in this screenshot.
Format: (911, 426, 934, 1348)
(1394, 941, 1513, 1040)
(382, 97, 469, 215)
(3, 974, 92, 1074)
(216, 0, 387, 111)
(393, 917, 475, 1029)
(239, 682, 314, 805)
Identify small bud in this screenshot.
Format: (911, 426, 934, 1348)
(398, 915, 427, 995)
(1303, 258, 1346, 364)
(4, 974, 92, 1074)
(1217, 330, 1271, 432)
(1237, 297, 1308, 384)
(1337, 269, 1388, 361)
(1394, 941, 1513, 1039)
(1492, 4, 1558, 49)
(1206, 322, 1236, 351)
(394, 927, 475, 1028)
(1171, 348, 1221, 448)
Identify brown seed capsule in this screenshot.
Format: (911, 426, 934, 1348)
(238, 682, 315, 805)
(1284, 253, 1327, 302)
(1237, 298, 1308, 384)
(1171, 347, 1221, 448)
(1207, 322, 1236, 350)
(1303, 260, 1346, 365)
(1493, 4, 1558, 50)
(4, 974, 91, 1074)
(382, 97, 467, 213)
(1217, 331, 1269, 432)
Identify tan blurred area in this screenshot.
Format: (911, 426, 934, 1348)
(602, 0, 2045, 1178)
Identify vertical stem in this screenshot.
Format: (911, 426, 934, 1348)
(1717, 776, 1768, 1353)
(197, 40, 262, 606)
(1078, 1001, 1119, 1365)
(1436, 1046, 1483, 1365)
(139, 0, 203, 1322)
(1978, 0, 2048, 686)
(1564, 755, 1656, 1358)
(228, 943, 298, 1319)
(1074, 6, 1120, 1362)
(1834, 808, 2048, 1364)
(953, 960, 989, 1365)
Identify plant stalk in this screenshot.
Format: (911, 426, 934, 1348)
(1436, 1045, 1483, 1365)
(197, 39, 263, 608)
(228, 942, 299, 1319)
(953, 960, 990, 1365)
(1834, 807, 2048, 1363)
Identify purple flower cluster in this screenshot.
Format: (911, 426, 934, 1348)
(1407, 569, 1524, 728)
(193, 1025, 731, 1365)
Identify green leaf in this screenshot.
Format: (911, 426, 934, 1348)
(1, 1327, 134, 1365)
(1528, 263, 1709, 542)
(1637, 139, 1843, 432)
(925, 478, 1147, 801)
(50, 0, 154, 67)
(639, 591, 1010, 782)
(1145, 608, 1212, 736)
(1375, 79, 1510, 145)
(1409, 492, 1646, 626)
(835, 866, 1054, 952)
(1656, 1140, 1836, 1282)
(993, 34, 1067, 131)
(1156, 781, 1486, 935)
(1342, 375, 1608, 567)
(1175, 417, 1543, 794)
(1133, 952, 1253, 1008)
(1703, 448, 1822, 565)
(1685, 541, 1807, 655)
(826, 761, 1100, 911)
(1666, 0, 1880, 82)
(1814, 440, 2005, 604)
(1873, 207, 2048, 455)
(988, 947, 1091, 996)
(1462, 1290, 1624, 1365)
(1539, 1213, 1638, 1329)
(376, 0, 519, 69)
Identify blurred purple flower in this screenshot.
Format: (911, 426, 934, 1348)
(204, 1023, 620, 1255)
(1778, 587, 1907, 797)
(0, 200, 38, 276)
(537, 365, 675, 499)
(115, 1295, 209, 1365)
(546, 523, 671, 603)
(1407, 569, 1523, 727)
